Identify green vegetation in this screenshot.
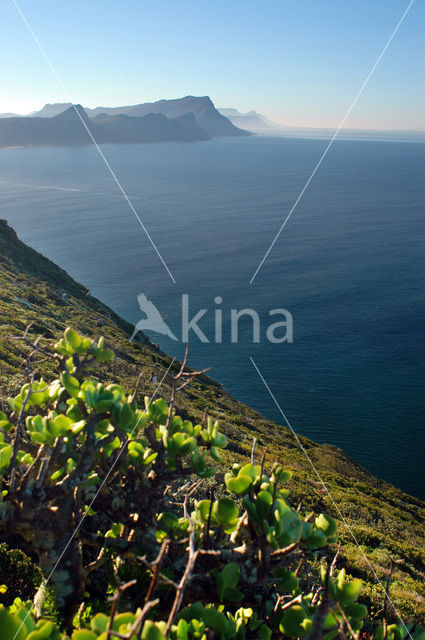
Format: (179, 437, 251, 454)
(0, 220, 424, 634)
(0, 328, 423, 639)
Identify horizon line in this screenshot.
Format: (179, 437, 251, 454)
(0, 95, 423, 134)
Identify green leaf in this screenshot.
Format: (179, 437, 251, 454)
(143, 450, 157, 465)
(50, 414, 72, 436)
(169, 432, 196, 456)
(259, 624, 272, 640)
(279, 606, 309, 638)
(209, 445, 222, 462)
(157, 511, 179, 532)
(90, 613, 109, 633)
(315, 513, 337, 537)
(337, 568, 346, 589)
(213, 432, 228, 448)
(344, 603, 368, 620)
(226, 474, 252, 495)
(176, 619, 189, 640)
(213, 498, 238, 526)
(256, 490, 273, 519)
(275, 568, 299, 593)
(323, 631, 340, 640)
(71, 632, 97, 640)
(243, 496, 260, 524)
(95, 348, 114, 363)
(61, 372, 80, 398)
(272, 464, 293, 483)
(64, 327, 81, 350)
(141, 621, 166, 640)
(94, 391, 116, 412)
(202, 608, 228, 634)
(324, 612, 338, 630)
(304, 529, 327, 549)
(276, 510, 302, 543)
(221, 563, 240, 589)
(50, 467, 65, 481)
(113, 612, 136, 630)
(0, 605, 29, 640)
(0, 444, 12, 470)
(48, 379, 62, 401)
(302, 521, 313, 540)
(0, 420, 13, 434)
(70, 420, 86, 435)
(195, 500, 212, 524)
(337, 578, 362, 606)
(128, 441, 145, 461)
(178, 602, 205, 622)
(29, 432, 47, 445)
(239, 463, 261, 482)
(223, 587, 244, 602)
(119, 403, 136, 430)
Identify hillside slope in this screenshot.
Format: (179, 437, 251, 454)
(0, 219, 423, 622)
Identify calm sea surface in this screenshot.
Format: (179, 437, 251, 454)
(0, 136, 424, 498)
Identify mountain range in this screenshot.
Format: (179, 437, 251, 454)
(218, 107, 284, 132)
(0, 96, 250, 148)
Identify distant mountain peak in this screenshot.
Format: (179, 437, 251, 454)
(53, 104, 88, 120)
(30, 102, 73, 118)
(84, 96, 250, 138)
(218, 107, 287, 132)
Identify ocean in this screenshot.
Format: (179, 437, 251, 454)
(0, 136, 424, 498)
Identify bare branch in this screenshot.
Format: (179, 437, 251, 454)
(106, 580, 137, 640)
(383, 556, 403, 638)
(83, 547, 106, 579)
(336, 602, 359, 640)
(8, 372, 35, 494)
(144, 538, 170, 603)
(251, 437, 257, 464)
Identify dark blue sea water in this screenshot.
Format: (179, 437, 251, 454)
(0, 137, 424, 498)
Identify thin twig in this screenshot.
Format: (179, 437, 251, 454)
(106, 580, 137, 640)
(138, 556, 178, 589)
(129, 372, 144, 403)
(144, 538, 170, 603)
(279, 594, 303, 611)
(336, 602, 359, 640)
(165, 483, 201, 633)
(9, 372, 35, 494)
(260, 446, 268, 479)
(330, 544, 341, 577)
(383, 557, 402, 638)
(251, 437, 257, 464)
(305, 564, 331, 640)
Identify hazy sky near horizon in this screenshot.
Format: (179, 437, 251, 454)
(1, 0, 424, 130)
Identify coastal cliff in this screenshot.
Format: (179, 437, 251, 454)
(0, 219, 423, 621)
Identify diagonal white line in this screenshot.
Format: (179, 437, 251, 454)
(10, 0, 176, 284)
(250, 356, 412, 638)
(13, 357, 175, 639)
(250, 0, 416, 283)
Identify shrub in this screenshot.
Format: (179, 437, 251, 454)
(0, 328, 422, 639)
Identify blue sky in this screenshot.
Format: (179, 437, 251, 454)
(1, 0, 424, 129)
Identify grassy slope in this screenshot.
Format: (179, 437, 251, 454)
(0, 219, 424, 623)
